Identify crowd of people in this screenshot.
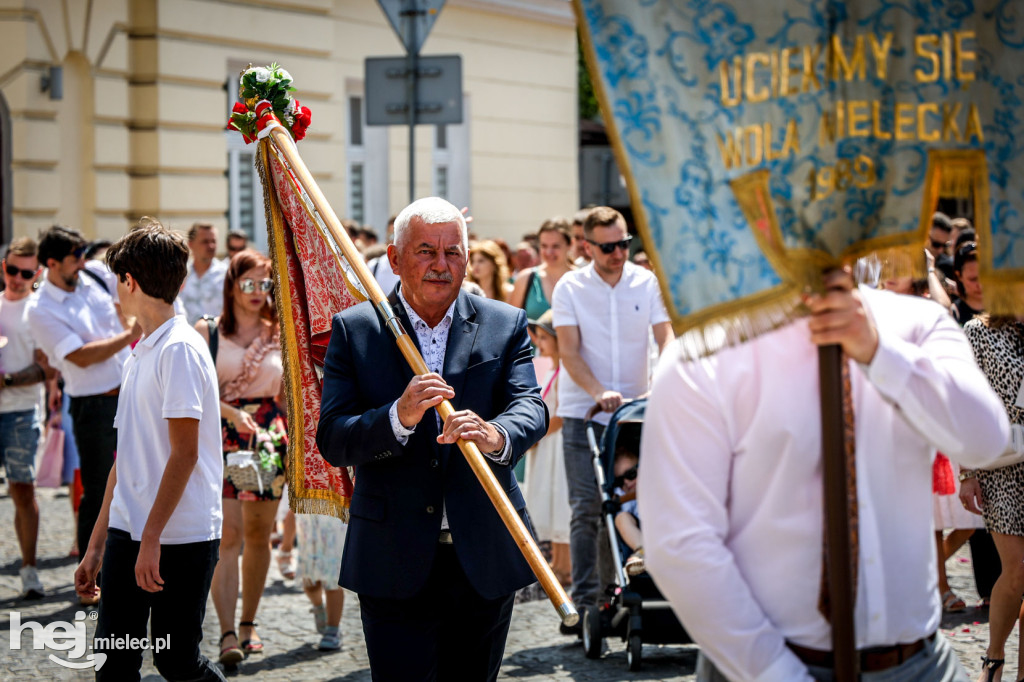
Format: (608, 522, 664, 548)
(0, 200, 1020, 682)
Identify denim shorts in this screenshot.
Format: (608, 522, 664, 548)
(0, 410, 42, 484)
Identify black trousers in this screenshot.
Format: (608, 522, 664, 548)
(95, 529, 225, 682)
(359, 543, 516, 682)
(69, 394, 118, 555)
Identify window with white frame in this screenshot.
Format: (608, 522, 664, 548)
(346, 90, 388, 236)
(432, 97, 470, 209)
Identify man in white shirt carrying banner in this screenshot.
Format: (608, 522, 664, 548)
(640, 268, 1009, 680)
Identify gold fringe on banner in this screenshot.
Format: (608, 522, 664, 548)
(256, 141, 351, 520)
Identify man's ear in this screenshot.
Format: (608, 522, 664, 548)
(387, 244, 399, 274)
(123, 272, 137, 294)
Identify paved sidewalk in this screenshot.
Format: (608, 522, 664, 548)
(0, 485, 1010, 680)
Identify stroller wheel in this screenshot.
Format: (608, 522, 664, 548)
(582, 605, 603, 659)
(626, 632, 642, 671)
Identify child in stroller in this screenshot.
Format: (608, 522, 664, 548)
(611, 447, 645, 576)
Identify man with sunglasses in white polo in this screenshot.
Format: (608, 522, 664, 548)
(27, 225, 141, 604)
(550, 206, 674, 634)
(1, 237, 55, 599)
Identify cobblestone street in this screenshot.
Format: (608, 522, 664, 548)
(0, 485, 1011, 680)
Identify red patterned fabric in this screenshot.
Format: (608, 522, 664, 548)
(262, 144, 358, 518)
(933, 453, 956, 496)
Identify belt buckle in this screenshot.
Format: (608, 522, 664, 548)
(438, 530, 453, 545)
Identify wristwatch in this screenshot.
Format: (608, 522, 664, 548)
(2, 373, 12, 388)
(958, 470, 976, 482)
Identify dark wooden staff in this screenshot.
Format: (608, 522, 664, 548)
(820, 344, 858, 681)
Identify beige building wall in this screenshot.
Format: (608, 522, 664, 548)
(0, 0, 577, 250)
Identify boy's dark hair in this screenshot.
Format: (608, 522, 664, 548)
(37, 225, 85, 266)
(106, 221, 189, 304)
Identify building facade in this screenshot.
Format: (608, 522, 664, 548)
(0, 0, 577, 251)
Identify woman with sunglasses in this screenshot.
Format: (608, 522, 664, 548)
(195, 249, 286, 664)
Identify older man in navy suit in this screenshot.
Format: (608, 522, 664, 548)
(317, 197, 548, 681)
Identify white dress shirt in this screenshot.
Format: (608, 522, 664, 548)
(26, 277, 129, 398)
(109, 316, 223, 543)
(386, 289, 511, 530)
(638, 287, 1009, 682)
(179, 259, 227, 326)
(551, 261, 669, 423)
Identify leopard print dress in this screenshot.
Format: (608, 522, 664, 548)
(966, 319, 1024, 535)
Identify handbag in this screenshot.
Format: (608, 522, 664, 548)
(979, 423, 1024, 471)
(36, 425, 64, 488)
(224, 433, 277, 495)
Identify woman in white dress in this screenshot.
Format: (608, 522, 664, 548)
(523, 310, 571, 584)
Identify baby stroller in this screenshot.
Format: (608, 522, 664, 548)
(580, 399, 693, 671)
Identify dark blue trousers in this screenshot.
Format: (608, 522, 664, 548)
(359, 543, 516, 682)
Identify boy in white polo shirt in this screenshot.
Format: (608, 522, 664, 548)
(74, 222, 226, 681)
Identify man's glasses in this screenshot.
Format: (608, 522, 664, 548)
(613, 465, 638, 488)
(586, 234, 633, 255)
(4, 263, 37, 280)
(238, 278, 273, 294)
(930, 239, 949, 250)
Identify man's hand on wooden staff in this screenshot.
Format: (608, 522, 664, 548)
(805, 267, 880, 365)
(397, 373, 455, 429)
(437, 409, 505, 453)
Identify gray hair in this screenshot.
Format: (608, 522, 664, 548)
(393, 197, 468, 252)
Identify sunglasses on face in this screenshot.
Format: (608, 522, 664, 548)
(238, 277, 273, 294)
(4, 263, 37, 280)
(71, 245, 88, 259)
(613, 465, 638, 488)
(586, 234, 633, 255)
(930, 239, 949, 250)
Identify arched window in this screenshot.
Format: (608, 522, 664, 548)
(0, 91, 11, 246)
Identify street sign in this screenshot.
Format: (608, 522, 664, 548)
(377, 0, 446, 56)
(365, 55, 463, 126)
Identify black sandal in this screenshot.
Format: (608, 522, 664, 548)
(239, 621, 264, 654)
(981, 655, 1004, 682)
(218, 631, 244, 665)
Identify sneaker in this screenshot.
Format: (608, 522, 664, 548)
(19, 565, 44, 600)
(318, 626, 341, 651)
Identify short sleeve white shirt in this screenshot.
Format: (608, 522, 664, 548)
(108, 315, 223, 544)
(551, 262, 669, 423)
(179, 259, 227, 326)
(0, 293, 45, 415)
(26, 276, 129, 397)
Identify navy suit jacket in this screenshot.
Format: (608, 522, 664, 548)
(316, 289, 548, 600)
